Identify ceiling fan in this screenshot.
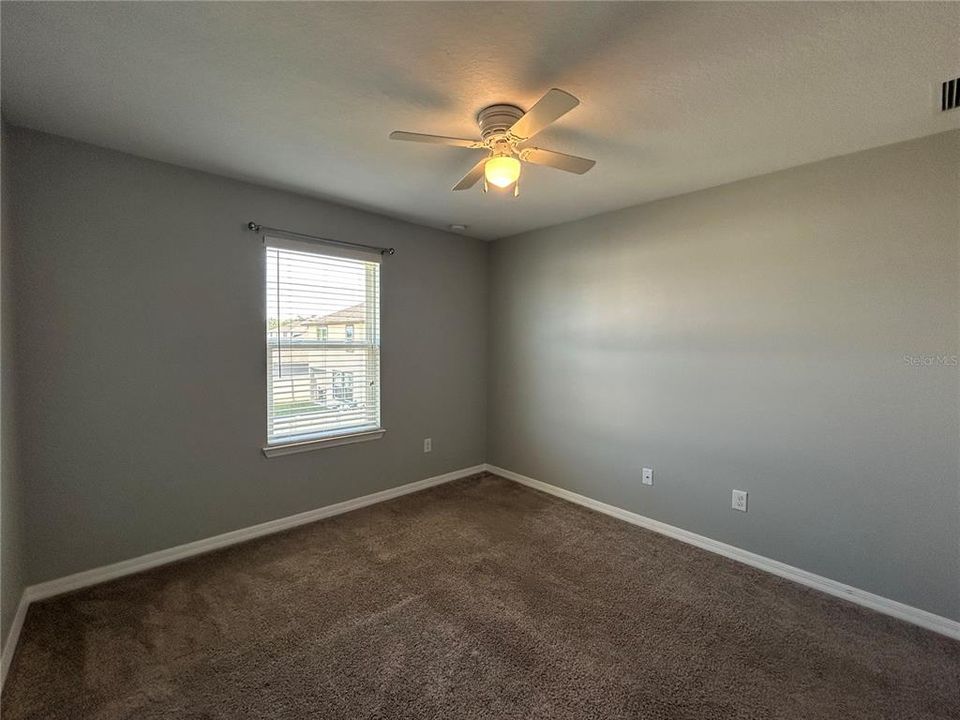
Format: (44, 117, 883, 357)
(389, 88, 595, 197)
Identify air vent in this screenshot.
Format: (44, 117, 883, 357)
(942, 77, 960, 111)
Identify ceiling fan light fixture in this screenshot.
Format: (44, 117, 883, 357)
(484, 155, 521, 189)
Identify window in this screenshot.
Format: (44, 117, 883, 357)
(265, 236, 382, 453)
(331, 370, 355, 404)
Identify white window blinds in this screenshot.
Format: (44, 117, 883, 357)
(265, 236, 381, 446)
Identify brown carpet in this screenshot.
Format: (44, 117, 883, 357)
(3, 472, 959, 719)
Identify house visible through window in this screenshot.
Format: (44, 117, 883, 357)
(266, 237, 381, 446)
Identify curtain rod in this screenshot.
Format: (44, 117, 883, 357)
(247, 222, 396, 256)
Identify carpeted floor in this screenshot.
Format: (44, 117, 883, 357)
(3, 472, 959, 719)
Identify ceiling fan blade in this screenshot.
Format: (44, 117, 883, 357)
(452, 158, 488, 191)
(389, 131, 483, 148)
(522, 147, 595, 175)
(508, 89, 580, 141)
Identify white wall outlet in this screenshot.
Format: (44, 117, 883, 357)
(423, 438, 432, 453)
(642, 468, 654, 486)
(732, 489, 748, 512)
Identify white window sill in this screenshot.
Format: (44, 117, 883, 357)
(262, 428, 385, 458)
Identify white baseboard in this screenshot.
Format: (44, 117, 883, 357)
(0, 463, 485, 689)
(4, 461, 957, 691)
(0, 591, 30, 688)
(485, 464, 960, 642)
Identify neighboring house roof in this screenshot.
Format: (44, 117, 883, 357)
(302, 303, 366, 326)
(276, 303, 366, 329)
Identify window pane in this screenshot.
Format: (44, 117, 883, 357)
(266, 245, 380, 444)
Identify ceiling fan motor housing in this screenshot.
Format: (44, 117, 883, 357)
(477, 104, 524, 143)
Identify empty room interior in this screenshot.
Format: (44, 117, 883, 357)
(1, 2, 959, 718)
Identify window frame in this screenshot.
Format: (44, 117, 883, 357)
(261, 235, 384, 458)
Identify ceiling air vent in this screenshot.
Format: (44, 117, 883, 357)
(942, 77, 960, 111)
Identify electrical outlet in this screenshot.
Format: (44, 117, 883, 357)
(732, 489, 748, 512)
(423, 438, 432, 453)
(642, 468, 654, 486)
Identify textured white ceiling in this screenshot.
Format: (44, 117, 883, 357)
(2, 2, 958, 240)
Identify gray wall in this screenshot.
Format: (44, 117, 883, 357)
(7, 127, 487, 585)
(488, 131, 960, 621)
(7, 124, 959, 625)
(1, 121, 26, 648)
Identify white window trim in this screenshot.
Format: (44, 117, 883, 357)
(263, 233, 383, 455)
(262, 428, 386, 458)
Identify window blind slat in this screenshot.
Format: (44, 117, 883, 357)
(266, 244, 381, 445)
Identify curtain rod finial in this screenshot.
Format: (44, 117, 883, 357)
(247, 221, 261, 232)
